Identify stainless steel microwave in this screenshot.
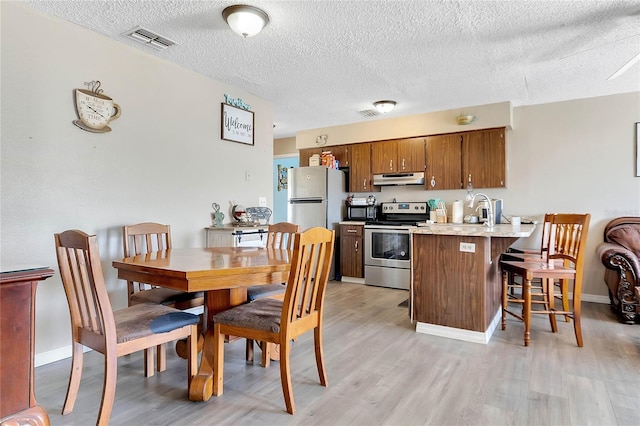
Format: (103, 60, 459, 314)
(346, 205, 377, 221)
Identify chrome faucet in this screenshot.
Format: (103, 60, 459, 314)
(468, 192, 494, 229)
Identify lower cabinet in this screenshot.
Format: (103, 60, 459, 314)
(340, 224, 364, 279)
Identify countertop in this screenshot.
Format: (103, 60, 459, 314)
(411, 223, 535, 238)
(205, 224, 269, 230)
(339, 221, 366, 226)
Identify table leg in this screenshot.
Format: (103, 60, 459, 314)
(188, 288, 246, 401)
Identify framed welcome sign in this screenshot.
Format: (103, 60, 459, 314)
(221, 103, 254, 145)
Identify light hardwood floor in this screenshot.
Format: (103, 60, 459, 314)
(35, 282, 640, 425)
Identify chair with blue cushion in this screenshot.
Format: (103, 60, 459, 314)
(55, 230, 199, 426)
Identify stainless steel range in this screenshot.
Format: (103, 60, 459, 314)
(364, 202, 429, 290)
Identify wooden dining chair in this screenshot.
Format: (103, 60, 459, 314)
(499, 213, 591, 346)
(245, 222, 300, 364)
(123, 222, 204, 371)
(212, 227, 335, 414)
(501, 213, 572, 318)
(55, 230, 198, 426)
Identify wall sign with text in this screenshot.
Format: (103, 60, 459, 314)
(221, 103, 254, 145)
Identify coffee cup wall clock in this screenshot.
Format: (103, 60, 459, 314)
(73, 80, 121, 133)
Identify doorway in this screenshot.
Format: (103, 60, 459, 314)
(272, 157, 298, 223)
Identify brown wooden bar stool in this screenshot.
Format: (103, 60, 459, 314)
(499, 213, 590, 346)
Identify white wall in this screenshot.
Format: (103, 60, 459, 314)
(296, 92, 640, 302)
(1, 3, 273, 364)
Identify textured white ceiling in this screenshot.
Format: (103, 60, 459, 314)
(23, 0, 640, 138)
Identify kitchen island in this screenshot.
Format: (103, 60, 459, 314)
(410, 223, 535, 344)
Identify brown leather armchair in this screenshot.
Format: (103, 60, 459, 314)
(597, 217, 640, 323)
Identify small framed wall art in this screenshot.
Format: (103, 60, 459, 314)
(221, 103, 254, 145)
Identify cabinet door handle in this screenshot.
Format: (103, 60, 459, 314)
(363, 179, 367, 190)
(389, 160, 393, 170)
(402, 158, 405, 170)
(431, 176, 436, 188)
(347, 229, 358, 233)
(355, 240, 358, 252)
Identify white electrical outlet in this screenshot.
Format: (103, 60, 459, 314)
(460, 242, 475, 253)
(258, 197, 267, 207)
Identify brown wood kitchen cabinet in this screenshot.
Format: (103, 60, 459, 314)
(425, 133, 463, 190)
(340, 224, 364, 278)
(370, 137, 426, 174)
(425, 127, 505, 190)
(462, 128, 506, 189)
(299, 147, 324, 167)
(299, 146, 349, 168)
(349, 143, 380, 193)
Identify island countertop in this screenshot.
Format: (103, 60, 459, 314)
(411, 223, 535, 238)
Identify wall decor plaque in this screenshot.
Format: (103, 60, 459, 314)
(221, 103, 254, 145)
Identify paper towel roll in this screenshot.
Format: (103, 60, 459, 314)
(452, 200, 464, 224)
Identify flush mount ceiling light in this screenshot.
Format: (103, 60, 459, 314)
(373, 100, 396, 114)
(222, 5, 269, 38)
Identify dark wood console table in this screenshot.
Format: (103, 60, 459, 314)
(0, 267, 54, 426)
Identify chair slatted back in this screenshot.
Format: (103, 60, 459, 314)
(124, 222, 171, 256)
(548, 214, 590, 264)
(266, 222, 300, 250)
(539, 213, 556, 256)
(123, 222, 171, 301)
(55, 230, 114, 342)
(281, 227, 334, 339)
(547, 213, 591, 305)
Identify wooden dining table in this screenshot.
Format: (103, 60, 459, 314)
(112, 246, 290, 402)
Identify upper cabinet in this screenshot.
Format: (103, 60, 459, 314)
(297, 127, 505, 192)
(370, 137, 426, 174)
(462, 128, 506, 189)
(425, 134, 463, 190)
(349, 143, 380, 193)
(426, 127, 506, 190)
(299, 146, 350, 168)
(299, 148, 324, 167)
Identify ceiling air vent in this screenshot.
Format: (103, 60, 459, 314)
(358, 109, 380, 117)
(122, 26, 177, 50)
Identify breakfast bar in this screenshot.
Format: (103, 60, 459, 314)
(410, 224, 535, 344)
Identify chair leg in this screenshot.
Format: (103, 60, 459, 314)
(187, 324, 197, 386)
(246, 339, 254, 363)
(501, 271, 508, 330)
(213, 323, 224, 396)
(523, 277, 532, 347)
(144, 348, 154, 377)
(545, 278, 558, 333)
(97, 351, 118, 426)
(279, 339, 295, 414)
(157, 343, 167, 372)
(573, 304, 583, 347)
(261, 342, 271, 368)
(62, 341, 84, 415)
(560, 278, 570, 322)
(314, 327, 328, 387)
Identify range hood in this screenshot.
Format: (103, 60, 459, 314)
(373, 172, 425, 186)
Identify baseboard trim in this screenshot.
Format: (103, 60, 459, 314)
(415, 310, 501, 345)
(340, 276, 366, 284)
(35, 345, 92, 367)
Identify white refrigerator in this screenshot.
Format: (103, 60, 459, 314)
(287, 166, 346, 232)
